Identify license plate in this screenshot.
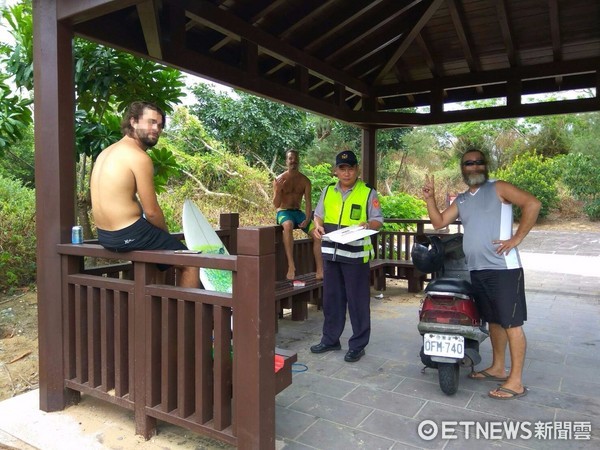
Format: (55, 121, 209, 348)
(423, 334, 464, 358)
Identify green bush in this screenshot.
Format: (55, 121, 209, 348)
(583, 198, 600, 222)
(379, 193, 427, 231)
(556, 153, 599, 221)
(493, 152, 557, 219)
(304, 162, 337, 207)
(0, 175, 36, 291)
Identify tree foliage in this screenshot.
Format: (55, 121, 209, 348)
(0, 174, 36, 291)
(1, 0, 187, 237)
(0, 121, 34, 187)
(493, 152, 558, 219)
(190, 83, 314, 171)
(379, 193, 427, 231)
(302, 163, 337, 207)
(0, 77, 32, 154)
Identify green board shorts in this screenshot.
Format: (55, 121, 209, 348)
(276, 209, 315, 234)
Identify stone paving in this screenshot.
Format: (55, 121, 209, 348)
(273, 230, 600, 449)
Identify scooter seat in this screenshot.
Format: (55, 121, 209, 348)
(425, 277, 473, 295)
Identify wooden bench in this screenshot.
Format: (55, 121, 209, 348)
(274, 228, 323, 321)
(370, 258, 427, 293)
(370, 219, 463, 293)
(274, 347, 298, 393)
(275, 272, 323, 321)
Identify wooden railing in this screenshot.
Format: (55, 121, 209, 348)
(375, 218, 462, 260)
(55, 214, 292, 450)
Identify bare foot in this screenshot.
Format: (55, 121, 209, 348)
(286, 268, 295, 280)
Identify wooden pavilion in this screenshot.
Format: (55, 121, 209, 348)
(33, 1, 600, 448)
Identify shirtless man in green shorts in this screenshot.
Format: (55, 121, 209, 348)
(273, 150, 323, 280)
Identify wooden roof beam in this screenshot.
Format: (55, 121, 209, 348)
(355, 97, 600, 127)
(374, 57, 600, 97)
(374, 0, 444, 83)
(496, 0, 517, 66)
(57, 0, 143, 24)
(186, 0, 370, 96)
(549, 0, 563, 88)
(325, 0, 423, 63)
(415, 33, 439, 77)
(210, 0, 287, 52)
(278, 0, 338, 41)
(303, 0, 386, 52)
(137, 0, 162, 59)
(549, 0, 561, 61)
(447, 0, 482, 93)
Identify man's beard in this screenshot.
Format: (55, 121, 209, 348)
(462, 171, 488, 186)
(140, 136, 158, 148)
(136, 130, 159, 148)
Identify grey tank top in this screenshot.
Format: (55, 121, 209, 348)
(456, 180, 522, 271)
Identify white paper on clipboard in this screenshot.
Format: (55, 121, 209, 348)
(322, 225, 378, 244)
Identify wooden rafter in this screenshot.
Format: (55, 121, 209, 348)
(549, 0, 561, 61)
(303, 0, 386, 53)
(209, 0, 287, 52)
(57, 0, 142, 23)
(415, 33, 438, 77)
(447, 0, 480, 73)
(186, 0, 369, 95)
(374, 57, 600, 97)
(324, 0, 423, 63)
(374, 0, 443, 83)
(496, 0, 517, 66)
(278, 0, 338, 41)
(548, 0, 563, 88)
(137, 0, 162, 59)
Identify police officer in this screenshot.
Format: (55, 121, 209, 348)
(310, 150, 383, 362)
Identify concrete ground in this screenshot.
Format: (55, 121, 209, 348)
(0, 230, 598, 449)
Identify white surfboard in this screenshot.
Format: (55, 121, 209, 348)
(182, 199, 232, 293)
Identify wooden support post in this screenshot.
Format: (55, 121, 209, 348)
(361, 126, 377, 187)
(219, 213, 240, 254)
(133, 262, 158, 439)
(33, 0, 77, 411)
(233, 227, 276, 449)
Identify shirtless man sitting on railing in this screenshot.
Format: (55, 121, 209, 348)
(90, 101, 199, 288)
(273, 150, 323, 280)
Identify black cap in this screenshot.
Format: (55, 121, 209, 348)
(335, 150, 358, 167)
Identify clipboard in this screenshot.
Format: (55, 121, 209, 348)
(322, 225, 378, 244)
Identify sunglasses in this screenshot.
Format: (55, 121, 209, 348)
(462, 159, 486, 167)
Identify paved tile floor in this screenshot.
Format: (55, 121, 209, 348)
(0, 230, 598, 449)
(272, 230, 600, 449)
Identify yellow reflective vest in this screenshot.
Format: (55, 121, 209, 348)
(322, 180, 374, 264)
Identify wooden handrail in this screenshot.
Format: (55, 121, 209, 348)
(52, 214, 290, 449)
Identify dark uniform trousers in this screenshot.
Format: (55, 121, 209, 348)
(321, 258, 371, 351)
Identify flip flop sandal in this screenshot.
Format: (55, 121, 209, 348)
(488, 386, 528, 400)
(468, 370, 508, 382)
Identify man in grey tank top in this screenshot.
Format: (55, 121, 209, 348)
(422, 148, 541, 400)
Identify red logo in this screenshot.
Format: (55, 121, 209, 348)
(373, 198, 380, 208)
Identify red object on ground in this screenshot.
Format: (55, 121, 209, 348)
(274, 355, 285, 372)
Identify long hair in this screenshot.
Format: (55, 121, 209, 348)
(120, 101, 166, 137)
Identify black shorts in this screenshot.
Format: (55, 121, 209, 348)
(470, 268, 527, 328)
(97, 217, 186, 271)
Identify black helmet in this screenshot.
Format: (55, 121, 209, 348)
(411, 235, 444, 273)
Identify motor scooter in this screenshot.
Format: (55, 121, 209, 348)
(411, 234, 488, 395)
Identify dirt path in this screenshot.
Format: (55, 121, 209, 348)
(0, 289, 39, 402)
